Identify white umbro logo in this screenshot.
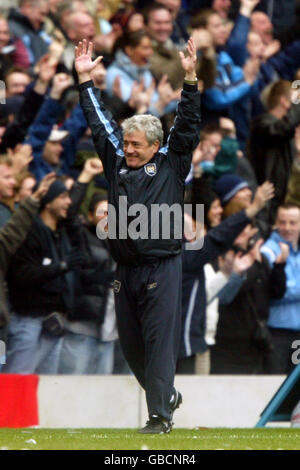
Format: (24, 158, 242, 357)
(119, 168, 128, 175)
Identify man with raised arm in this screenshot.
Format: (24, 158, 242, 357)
(75, 38, 201, 434)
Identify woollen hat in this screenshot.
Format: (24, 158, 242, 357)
(40, 180, 68, 209)
(215, 174, 249, 205)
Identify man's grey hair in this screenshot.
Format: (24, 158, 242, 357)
(121, 114, 164, 147)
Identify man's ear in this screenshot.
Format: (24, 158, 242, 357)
(153, 139, 160, 152)
(124, 46, 133, 58)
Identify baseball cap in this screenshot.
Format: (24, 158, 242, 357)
(215, 174, 250, 205)
(48, 128, 69, 142)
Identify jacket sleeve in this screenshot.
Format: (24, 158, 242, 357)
(78, 80, 124, 181)
(183, 210, 251, 272)
(9, 230, 65, 287)
(61, 104, 88, 174)
(203, 79, 251, 110)
(268, 41, 300, 80)
(225, 14, 250, 66)
(165, 82, 201, 179)
(26, 96, 63, 179)
(255, 104, 300, 138)
(285, 159, 300, 205)
(0, 197, 40, 272)
(269, 262, 287, 299)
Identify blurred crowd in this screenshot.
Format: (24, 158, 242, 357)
(1, 0, 300, 376)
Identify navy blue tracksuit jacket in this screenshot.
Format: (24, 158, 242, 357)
(79, 79, 201, 422)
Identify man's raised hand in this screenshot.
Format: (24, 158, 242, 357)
(75, 39, 103, 83)
(179, 37, 197, 81)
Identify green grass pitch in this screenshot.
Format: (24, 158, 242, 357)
(0, 428, 300, 450)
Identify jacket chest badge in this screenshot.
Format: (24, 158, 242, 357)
(144, 163, 157, 177)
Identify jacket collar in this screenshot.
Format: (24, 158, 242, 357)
(114, 50, 149, 82)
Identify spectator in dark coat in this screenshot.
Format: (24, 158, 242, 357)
(8, 0, 51, 68)
(247, 79, 300, 226)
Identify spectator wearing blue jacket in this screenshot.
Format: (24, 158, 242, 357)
(26, 73, 88, 181)
(231, 32, 300, 149)
(106, 29, 178, 118)
(190, 9, 258, 127)
(261, 203, 300, 374)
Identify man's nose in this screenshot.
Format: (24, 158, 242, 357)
(126, 143, 135, 153)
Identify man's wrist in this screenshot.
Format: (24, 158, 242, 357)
(245, 204, 259, 219)
(184, 74, 198, 84)
(78, 72, 91, 84)
(77, 171, 93, 183)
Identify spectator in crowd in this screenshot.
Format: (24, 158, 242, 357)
(106, 29, 177, 118)
(26, 72, 90, 181)
(143, 3, 185, 91)
(156, 0, 190, 50)
(261, 203, 300, 374)
(210, 215, 288, 375)
(247, 79, 300, 226)
(0, 53, 58, 154)
(4, 67, 31, 97)
(230, 30, 300, 148)
(59, 185, 117, 374)
(4, 177, 85, 374)
(0, 154, 17, 227)
(62, 11, 97, 72)
(178, 179, 275, 374)
(211, 0, 232, 19)
(185, 123, 223, 185)
(109, 7, 145, 36)
(45, 0, 89, 39)
(251, 10, 275, 45)
(190, 8, 259, 127)
(13, 170, 36, 203)
(215, 173, 270, 238)
(0, 172, 55, 344)
(8, 0, 52, 68)
(0, 14, 30, 80)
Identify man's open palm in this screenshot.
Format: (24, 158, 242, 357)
(75, 39, 103, 75)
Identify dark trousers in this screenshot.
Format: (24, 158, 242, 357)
(114, 255, 182, 422)
(265, 328, 300, 374)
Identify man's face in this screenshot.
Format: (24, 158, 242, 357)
(276, 208, 300, 245)
(68, 13, 96, 43)
(0, 164, 16, 198)
(230, 187, 252, 208)
(21, 1, 49, 30)
(0, 19, 10, 50)
(251, 12, 273, 45)
(126, 36, 153, 66)
(90, 200, 108, 227)
(47, 192, 72, 219)
(16, 176, 36, 201)
(201, 132, 222, 161)
(207, 198, 223, 227)
(146, 9, 173, 44)
(157, 0, 181, 19)
(6, 72, 31, 97)
(207, 14, 227, 47)
(43, 141, 64, 166)
(247, 31, 265, 60)
(123, 130, 159, 168)
(212, 0, 231, 18)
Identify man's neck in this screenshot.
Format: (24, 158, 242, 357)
(40, 210, 58, 231)
(269, 107, 286, 119)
